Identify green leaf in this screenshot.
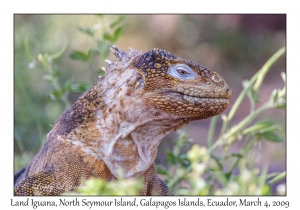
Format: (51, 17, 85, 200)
(156, 165, 168, 175)
(103, 32, 113, 42)
(273, 98, 286, 109)
(198, 188, 209, 196)
(78, 27, 94, 36)
(262, 185, 271, 195)
(250, 88, 260, 103)
(97, 69, 105, 76)
(210, 155, 223, 170)
(173, 187, 190, 196)
(97, 40, 110, 58)
(266, 172, 280, 180)
(109, 16, 124, 29)
(43, 75, 53, 83)
(231, 153, 244, 158)
(49, 40, 69, 60)
(256, 120, 274, 126)
(88, 48, 101, 58)
(63, 79, 73, 92)
(242, 120, 274, 135)
(103, 27, 125, 43)
(259, 131, 283, 142)
(258, 166, 268, 191)
(206, 169, 228, 186)
(178, 154, 190, 168)
(178, 153, 187, 160)
(42, 53, 49, 67)
(70, 51, 89, 62)
(52, 69, 62, 78)
(113, 27, 125, 42)
(166, 151, 176, 165)
(71, 82, 92, 93)
(50, 90, 63, 100)
(243, 80, 260, 103)
(275, 102, 286, 109)
(224, 172, 232, 181)
(267, 171, 286, 185)
(177, 130, 188, 142)
(24, 36, 34, 63)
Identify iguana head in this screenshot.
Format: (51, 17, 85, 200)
(105, 46, 231, 121)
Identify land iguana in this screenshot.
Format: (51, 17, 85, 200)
(14, 46, 232, 195)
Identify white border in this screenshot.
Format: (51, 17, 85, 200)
(1, 0, 299, 209)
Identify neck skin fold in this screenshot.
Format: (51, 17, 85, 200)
(61, 68, 190, 178)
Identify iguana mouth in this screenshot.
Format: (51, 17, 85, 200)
(182, 93, 230, 106)
(174, 88, 231, 99)
(170, 91, 230, 101)
(154, 90, 230, 107)
(153, 91, 229, 115)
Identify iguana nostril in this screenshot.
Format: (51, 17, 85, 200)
(227, 88, 232, 98)
(211, 74, 222, 84)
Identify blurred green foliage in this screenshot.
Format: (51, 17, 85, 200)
(15, 15, 126, 159)
(14, 15, 286, 195)
(65, 177, 143, 196)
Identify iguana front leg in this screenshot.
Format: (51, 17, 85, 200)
(14, 141, 115, 196)
(14, 171, 58, 196)
(15, 164, 169, 196)
(140, 164, 170, 196)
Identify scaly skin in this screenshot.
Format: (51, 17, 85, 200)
(14, 46, 231, 196)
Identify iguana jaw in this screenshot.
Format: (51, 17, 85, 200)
(145, 84, 231, 119)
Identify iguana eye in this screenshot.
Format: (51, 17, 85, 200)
(176, 68, 190, 76)
(169, 64, 195, 79)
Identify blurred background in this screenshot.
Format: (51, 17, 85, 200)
(14, 14, 286, 191)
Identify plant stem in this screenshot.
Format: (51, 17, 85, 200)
(169, 102, 270, 189)
(48, 67, 71, 108)
(223, 102, 270, 142)
(218, 115, 228, 140)
(168, 140, 222, 189)
(221, 146, 229, 165)
(100, 16, 105, 68)
(15, 72, 45, 148)
(207, 116, 217, 148)
(14, 129, 25, 154)
(253, 47, 286, 91)
(24, 36, 34, 63)
(225, 47, 285, 130)
(227, 135, 253, 174)
(89, 62, 99, 76)
(168, 165, 191, 189)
